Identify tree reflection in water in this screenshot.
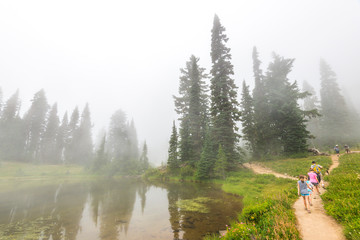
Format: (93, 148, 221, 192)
(0, 180, 242, 240)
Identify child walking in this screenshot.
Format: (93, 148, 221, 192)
(308, 168, 320, 195)
(298, 175, 312, 213)
(306, 176, 314, 206)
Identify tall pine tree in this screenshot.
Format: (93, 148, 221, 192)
(264, 54, 310, 154)
(0, 90, 25, 161)
(23, 89, 49, 162)
(174, 55, 208, 166)
(209, 15, 240, 166)
(72, 103, 93, 165)
(40, 103, 60, 163)
(251, 47, 271, 156)
(240, 80, 255, 152)
(302, 80, 321, 146)
(65, 107, 80, 164)
(92, 134, 107, 172)
(56, 112, 69, 163)
(319, 59, 351, 145)
(127, 119, 139, 161)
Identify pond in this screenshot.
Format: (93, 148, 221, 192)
(0, 179, 243, 240)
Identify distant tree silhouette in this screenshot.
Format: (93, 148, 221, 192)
(23, 89, 49, 162)
(40, 103, 60, 163)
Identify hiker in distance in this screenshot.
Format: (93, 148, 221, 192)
(344, 144, 350, 154)
(297, 175, 312, 213)
(334, 144, 340, 155)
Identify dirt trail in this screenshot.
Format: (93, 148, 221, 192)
(243, 162, 297, 180)
(244, 155, 346, 240)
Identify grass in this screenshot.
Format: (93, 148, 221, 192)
(204, 155, 335, 240)
(176, 197, 218, 213)
(0, 161, 95, 192)
(258, 155, 332, 178)
(205, 168, 300, 240)
(0, 216, 57, 240)
(322, 153, 360, 239)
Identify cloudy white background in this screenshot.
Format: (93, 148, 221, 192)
(1, 0, 359, 165)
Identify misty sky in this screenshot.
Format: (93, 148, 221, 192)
(1, 0, 360, 165)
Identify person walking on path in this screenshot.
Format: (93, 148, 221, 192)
(308, 168, 320, 195)
(311, 160, 323, 187)
(334, 145, 340, 155)
(344, 144, 350, 154)
(298, 175, 312, 213)
(306, 176, 314, 206)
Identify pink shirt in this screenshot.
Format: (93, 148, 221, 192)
(308, 172, 318, 183)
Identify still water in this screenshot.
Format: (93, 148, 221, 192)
(0, 180, 243, 240)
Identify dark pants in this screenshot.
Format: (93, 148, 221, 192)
(316, 173, 321, 183)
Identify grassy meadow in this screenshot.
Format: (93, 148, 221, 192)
(205, 155, 334, 240)
(208, 169, 300, 240)
(258, 155, 332, 178)
(0, 161, 94, 192)
(322, 153, 360, 239)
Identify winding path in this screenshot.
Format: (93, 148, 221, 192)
(244, 155, 345, 240)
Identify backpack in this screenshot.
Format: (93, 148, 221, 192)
(313, 165, 321, 174)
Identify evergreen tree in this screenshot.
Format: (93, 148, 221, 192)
(65, 107, 79, 163)
(178, 118, 193, 164)
(214, 145, 227, 179)
(319, 59, 351, 145)
(167, 121, 179, 171)
(0, 90, 25, 161)
(40, 103, 60, 163)
(174, 55, 208, 166)
(0, 89, 21, 122)
(196, 127, 216, 179)
(0, 87, 3, 116)
(92, 134, 107, 172)
(302, 81, 321, 145)
(127, 119, 139, 161)
(56, 112, 69, 163)
(264, 54, 310, 154)
(72, 103, 93, 165)
(107, 109, 128, 163)
(209, 15, 240, 166)
(107, 109, 139, 174)
(251, 47, 271, 156)
(240, 80, 255, 152)
(23, 89, 49, 162)
(139, 141, 149, 171)
(342, 90, 360, 143)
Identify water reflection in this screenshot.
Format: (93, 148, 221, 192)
(0, 180, 242, 240)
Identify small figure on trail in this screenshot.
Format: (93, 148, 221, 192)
(311, 160, 323, 184)
(344, 144, 350, 154)
(308, 168, 320, 195)
(298, 175, 312, 213)
(334, 145, 340, 154)
(305, 176, 314, 206)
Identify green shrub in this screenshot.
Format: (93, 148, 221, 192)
(241, 200, 272, 223)
(180, 165, 195, 178)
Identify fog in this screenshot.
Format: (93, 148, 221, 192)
(1, 0, 359, 165)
